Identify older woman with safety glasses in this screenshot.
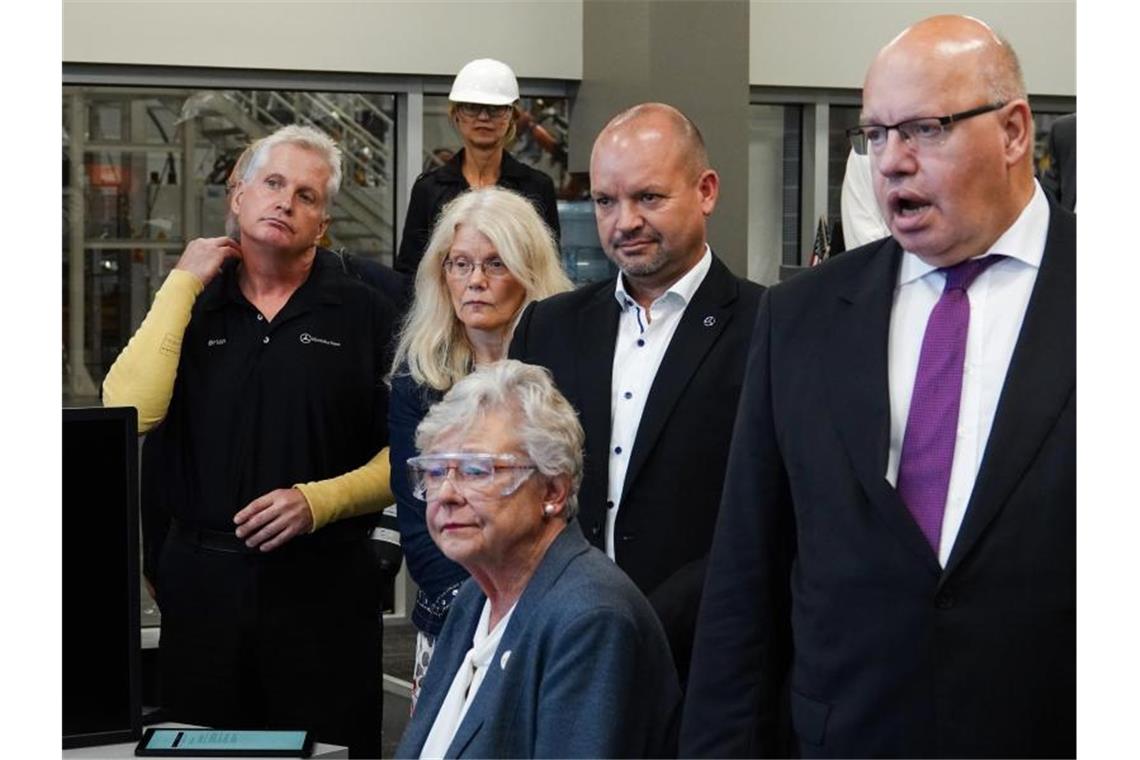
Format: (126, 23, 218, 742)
(394, 360, 680, 759)
(388, 186, 572, 706)
(394, 58, 562, 276)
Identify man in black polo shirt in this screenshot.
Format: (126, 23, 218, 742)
(104, 125, 395, 757)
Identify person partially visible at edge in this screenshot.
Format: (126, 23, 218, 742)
(394, 360, 680, 759)
(387, 186, 572, 708)
(1040, 112, 1076, 212)
(841, 147, 892, 247)
(394, 57, 561, 276)
(103, 124, 397, 757)
(682, 15, 1075, 758)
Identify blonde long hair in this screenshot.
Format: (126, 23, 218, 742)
(390, 187, 572, 391)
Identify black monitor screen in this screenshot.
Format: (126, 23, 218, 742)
(62, 406, 141, 748)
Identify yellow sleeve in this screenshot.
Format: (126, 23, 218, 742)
(102, 269, 204, 434)
(294, 446, 394, 532)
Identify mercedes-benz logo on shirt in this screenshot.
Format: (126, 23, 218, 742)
(299, 332, 342, 347)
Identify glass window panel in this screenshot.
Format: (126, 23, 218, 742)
(91, 101, 125, 142)
(63, 86, 397, 407)
(81, 149, 184, 241)
(829, 105, 863, 252)
(748, 103, 802, 284)
(558, 199, 616, 285)
(782, 107, 803, 268)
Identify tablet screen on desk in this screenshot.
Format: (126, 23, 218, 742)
(135, 728, 311, 757)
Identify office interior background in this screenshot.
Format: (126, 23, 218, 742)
(52, 0, 1087, 755)
(61, 0, 1076, 405)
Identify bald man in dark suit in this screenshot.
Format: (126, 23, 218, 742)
(511, 103, 763, 685)
(683, 16, 1074, 758)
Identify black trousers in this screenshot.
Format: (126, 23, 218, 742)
(156, 531, 383, 758)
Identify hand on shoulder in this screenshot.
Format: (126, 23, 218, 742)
(175, 237, 242, 286)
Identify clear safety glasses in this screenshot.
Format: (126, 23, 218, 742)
(406, 452, 536, 501)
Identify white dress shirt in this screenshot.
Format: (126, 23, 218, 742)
(419, 599, 515, 759)
(606, 247, 713, 560)
(886, 181, 1050, 566)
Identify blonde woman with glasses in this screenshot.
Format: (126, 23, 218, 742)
(388, 186, 572, 706)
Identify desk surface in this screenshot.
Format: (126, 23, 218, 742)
(63, 724, 347, 759)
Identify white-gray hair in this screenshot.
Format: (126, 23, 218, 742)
(241, 124, 343, 210)
(414, 360, 584, 518)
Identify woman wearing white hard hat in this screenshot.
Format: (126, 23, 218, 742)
(394, 58, 561, 275)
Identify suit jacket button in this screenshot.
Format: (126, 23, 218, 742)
(935, 591, 954, 610)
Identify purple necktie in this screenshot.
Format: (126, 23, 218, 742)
(897, 254, 1004, 553)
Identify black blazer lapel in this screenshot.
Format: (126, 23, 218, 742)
(943, 206, 1076, 579)
(824, 240, 942, 572)
(623, 256, 737, 498)
(576, 287, 621, 513)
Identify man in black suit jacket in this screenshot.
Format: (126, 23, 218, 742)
(1042, 112, 1076, 212)
(511, 103, 763, 684)
(682, 16, 1075, 758)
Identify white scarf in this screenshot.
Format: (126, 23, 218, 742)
(420, 599, 515, 759)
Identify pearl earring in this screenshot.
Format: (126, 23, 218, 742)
(543, 504, 555, 515)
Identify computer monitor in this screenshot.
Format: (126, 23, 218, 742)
(62, 406, 142, 748)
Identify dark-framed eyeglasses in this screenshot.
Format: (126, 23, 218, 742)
(442, 256, 512, 280)
(847, 102, 1008, 155)
(456, 102, 512, 119)
(407, 452, 536, 501)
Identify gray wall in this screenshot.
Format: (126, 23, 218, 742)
(570, 0, 751, 276)
(63, 1, 1075, 97)
(63, 0, 583, 79)
(750, 1, 1076, 96)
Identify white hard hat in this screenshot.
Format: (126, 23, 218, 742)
(448, 58, 519, 105)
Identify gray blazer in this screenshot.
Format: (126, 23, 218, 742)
(395, 521, 681, 758)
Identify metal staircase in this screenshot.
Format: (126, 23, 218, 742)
(182, 89, 395, 255)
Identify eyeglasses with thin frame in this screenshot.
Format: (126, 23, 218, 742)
(455, 102, 512, 120)
(443, 256, 513, 280)
(847, 102, 1008, 155)
(407, 452, 537, 501)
